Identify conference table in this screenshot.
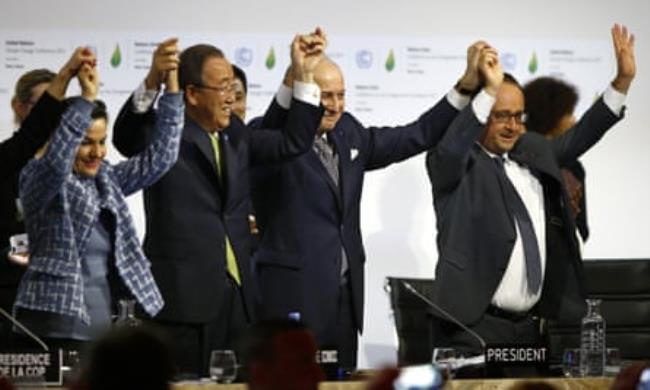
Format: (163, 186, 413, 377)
(34, 376, 615, 390)
(166, 377, 614, 389)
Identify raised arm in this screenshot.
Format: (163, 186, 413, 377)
(551, 24, 635, 163)
(19, 63, 98, 214)
(0, 47, 94, 179)
(250, 28, 325, 163)
(354, 41, 488, 170)
(426, 45, 503, 193)
(113, 67, 184, 196)
(113, 38, 180, 157)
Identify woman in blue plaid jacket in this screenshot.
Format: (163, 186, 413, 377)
(12, 48, 184, 351)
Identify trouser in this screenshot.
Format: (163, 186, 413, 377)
(430, 307, 541, 356)
(335, 280, 359, 370)
(153, 276, 250, 379)
(430, 307, 543, 377)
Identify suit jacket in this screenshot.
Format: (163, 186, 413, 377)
(113, 96, 322, 323)
(1, 91, 64, 311)
(16, 94, 182, 322)
(563, 160, 589, 241)
(425, 97, 621, 326)
(250, 96, 459, 343)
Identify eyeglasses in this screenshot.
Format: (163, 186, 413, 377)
(490, 110, 527, 125)
(193, 83, 236, 96)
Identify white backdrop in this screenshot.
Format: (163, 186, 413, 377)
(1, 0, 649, 368)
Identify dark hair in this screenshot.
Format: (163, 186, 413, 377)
(178, 44, 225, 91)
(13, 68, 56, 103)
(232, 64, 248, 94)
(523, 77, 578, 135)
(82, 326, 175, 390)
(503, 72, 521, 89)
(91, 99, 108, 121)
(62, 98, 109, 122)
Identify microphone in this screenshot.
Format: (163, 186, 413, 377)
(401, 281, 486, 350)
(0, 307, 49, 351)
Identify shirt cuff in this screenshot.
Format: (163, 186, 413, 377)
(276, 83, 293, 109)
(292, 81, 321, 107)
(131, 80, 159, 113)
(602, 84, 626, 116)
(472, 89, 496, 125)
(446, 88, 471, 111)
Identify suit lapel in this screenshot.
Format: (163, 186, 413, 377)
(512, 134, 562, 183)
(220, 117, 245, 210)
(330, 129, 349, 214)
(220, 132, 236, 209)
(183, 117, 224, 205)
(476, 146, 516, 233)
(306, 136, 343, 210)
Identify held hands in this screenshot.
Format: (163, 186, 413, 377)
(611, 24, 636, 94)
(456, 41, 489, 94)
(291, 27, 327, 83)
(478, 45, 503, 97)
(78, 62, 99, 102)
(48, 46, 96, 100)
(145, 38, 180, 91)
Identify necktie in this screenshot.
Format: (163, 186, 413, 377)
(494, 157, 542, 294)
(313, 134, 349, 280)
(314, 135, 339, 186)
(209, 132, 241, 286)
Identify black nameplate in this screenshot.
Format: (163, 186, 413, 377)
(485, 344, 549, 377)
(316, 349, 341, 380)
(0, 349, 62, 386)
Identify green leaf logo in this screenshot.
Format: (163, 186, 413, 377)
(265, 47, 276, 70)
(110, 44, 122, 68)
(385, 49, 395, 72)
(528, 51, 538, 74)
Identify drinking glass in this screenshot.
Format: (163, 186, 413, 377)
(432, 348, 456, 378)
(209, 350, 237, 383)
(605, 347, 622, 377)
(562, 348, 581, 378)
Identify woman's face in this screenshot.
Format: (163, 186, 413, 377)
(74, 118, 107, 177)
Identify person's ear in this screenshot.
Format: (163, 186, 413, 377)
(185, 85, 200, 107)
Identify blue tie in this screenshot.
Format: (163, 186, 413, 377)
(494, 157, 542, 294)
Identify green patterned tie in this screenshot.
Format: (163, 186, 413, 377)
(209, 132, 241, 286)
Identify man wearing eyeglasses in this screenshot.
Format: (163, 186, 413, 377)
(424, 25, 635, 355)
(249, 32, 492, 369)
(111, 35, 325, 378)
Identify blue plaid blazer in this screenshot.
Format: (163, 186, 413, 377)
(14, 93, 184, 323)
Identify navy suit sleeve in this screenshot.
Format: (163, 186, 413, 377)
(0, 92, 63, 180)
(249, 99, 323, 164)
(259, 98, 289, 129)
(363, 97, 459, 171)
(425, 103, 483, 194)
(112, 94, 156, 157)
(551, 97, 621, 165)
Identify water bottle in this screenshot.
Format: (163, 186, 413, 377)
(114, 299, 141, 327)
(579, 299, 605, 377)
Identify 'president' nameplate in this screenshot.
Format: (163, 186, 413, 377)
(0, 349, 62, 386)
(485, 344, 548, 376)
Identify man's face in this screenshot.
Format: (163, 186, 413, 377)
(255, 330, 324, 390)
(316, 65, 345, 133)
(187, 57, 235, 131)
(232, 77, 247, 122)
(74, 118, 107, 177)
(13, 82, 50, 124)
(480, 82, 526, 155)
